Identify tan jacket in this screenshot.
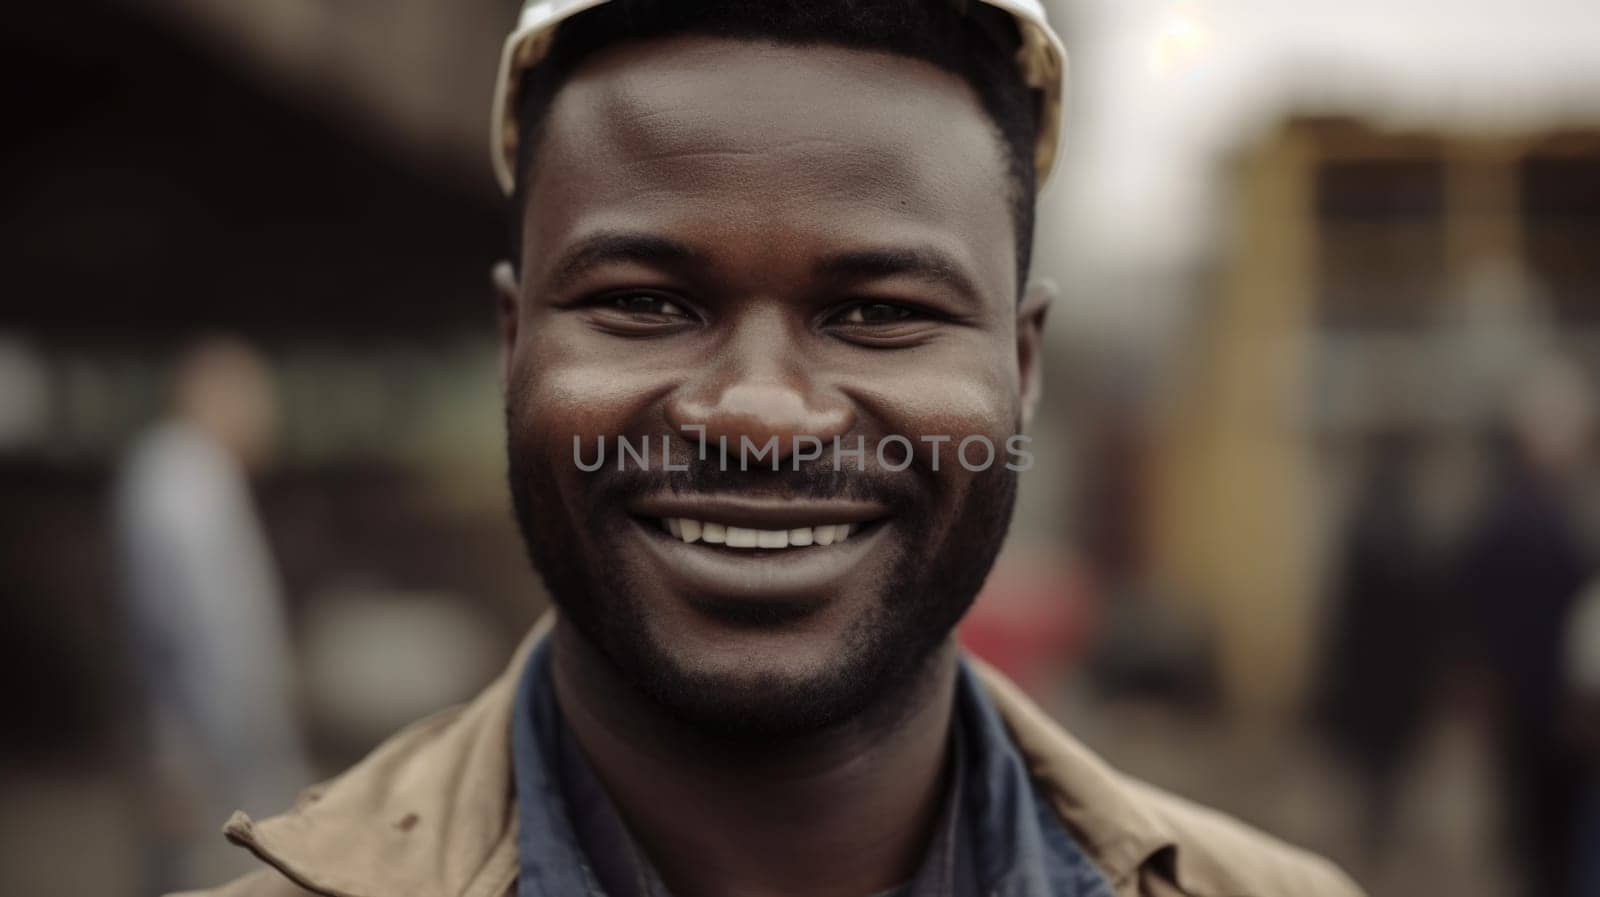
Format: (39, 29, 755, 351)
(173, 621, 1365, 897)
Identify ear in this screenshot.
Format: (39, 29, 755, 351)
(1016, 278, 1055, 432)
(492, 260, 520, 385)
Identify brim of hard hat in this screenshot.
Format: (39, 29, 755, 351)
(488, 0, 1068, 195)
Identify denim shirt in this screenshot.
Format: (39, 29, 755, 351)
(512, 640, 1115, 897)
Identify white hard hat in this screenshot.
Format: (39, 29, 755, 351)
(489, 0, 1068, 194)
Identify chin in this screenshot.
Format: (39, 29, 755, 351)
(632, 654, 884, 740)
(616, 598, 897, 739)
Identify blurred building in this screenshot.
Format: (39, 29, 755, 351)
(1151, 118, 1600, 710)
(1, 4, 535, 891)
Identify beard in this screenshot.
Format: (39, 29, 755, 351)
(507, 422, 1019, 740)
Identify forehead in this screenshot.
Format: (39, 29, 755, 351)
(520, 36, 1016, 298)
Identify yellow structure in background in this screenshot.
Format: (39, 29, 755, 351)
(1154, 118, 1600, 713)
(1154, 123, 1318, 715)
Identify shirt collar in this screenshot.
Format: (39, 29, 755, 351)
(511, 638, 1114, 897)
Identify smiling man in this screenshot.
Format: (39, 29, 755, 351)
(177, 2, 1365, 896)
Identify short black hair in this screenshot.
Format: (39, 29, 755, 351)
(508, 0, 1043, 294)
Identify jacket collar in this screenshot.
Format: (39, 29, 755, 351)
(222, 615, 1184, 897)
(965, 656, 1180, 891)
(222, 615, 551, 897)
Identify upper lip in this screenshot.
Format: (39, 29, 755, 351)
(627, 493, 890, 530)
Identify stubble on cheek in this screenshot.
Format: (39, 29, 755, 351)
(503, 333, 1028, 734)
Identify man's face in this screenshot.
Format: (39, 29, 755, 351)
(503, 36, 1046, 735)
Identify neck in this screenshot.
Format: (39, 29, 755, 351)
(551, 618, 959, 897)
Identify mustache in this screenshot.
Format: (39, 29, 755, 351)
(590, 456, 921, 507)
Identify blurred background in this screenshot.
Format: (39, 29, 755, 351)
(2, 1, 1598, 895)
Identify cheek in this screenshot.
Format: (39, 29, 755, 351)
(845, 341, 1022, 475)
(510, 325, 668, 463)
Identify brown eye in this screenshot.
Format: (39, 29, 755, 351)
(613, 294, 689, 317)
(840, 303, 915, 324)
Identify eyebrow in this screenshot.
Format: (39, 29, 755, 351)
(815, 246, 985, 309)
(544, 232, 701, 294)
(543, 232, 987, 308)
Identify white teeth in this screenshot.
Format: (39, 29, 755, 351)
(657, 518, 864, 549)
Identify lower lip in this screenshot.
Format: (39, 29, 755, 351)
(628, 516, 893, 606)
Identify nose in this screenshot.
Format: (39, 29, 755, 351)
(666, 312, 853, 464)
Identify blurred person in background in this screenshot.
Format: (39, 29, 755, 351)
(167, 2, 1365, 896)
(1566, 581, 1600, 897)
(1315, 431, 1445, 862)
(1457, 356, 1596, 897)
(115, 337, 311, 892)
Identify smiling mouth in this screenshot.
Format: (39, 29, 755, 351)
(655, 517, 859, 549)
(623, 496, 894, 604)
(627, 492, 890, 555)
